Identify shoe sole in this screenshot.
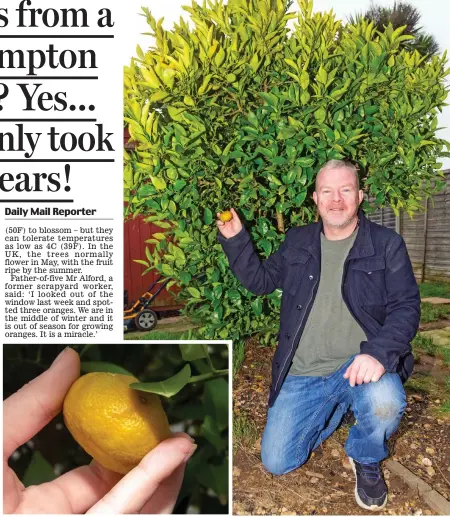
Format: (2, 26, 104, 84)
(349, 458, 388, 512)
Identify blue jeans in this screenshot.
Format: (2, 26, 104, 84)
(261, 357, 406, 475)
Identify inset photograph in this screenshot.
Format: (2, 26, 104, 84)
(3, 343, 229, 514)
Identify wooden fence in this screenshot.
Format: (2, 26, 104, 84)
(123, 129, 182, 310)
(367, 169, 450, 283)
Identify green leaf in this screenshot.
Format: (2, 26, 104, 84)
(267, 174, 282, 185)
(168, 200, 177, 214)
(174, 179, 187, 191)
(277, 127, 297, 140)
(131, 364, 192, 398)
(204, 207, 213, 225)
(300, 70, 309, 89)
(204, 378, 228, 430)
(300, 90, 310, 105)
(23, 452, 56, 487)
(259, 239, 272, 255)
(314, 107, 326, 123)
(316, 65, 327, 85)
(257, 217, 270, 235)
(187, 286, 201, 298)
(179, 343, 208, 361)
(251, 297, 262, 316)
(179, 271, 192, 284)
(80, 362, 134, 376)
(201, 415, 227, 451)
(215, 46, 226, 67)
(296, 157, 314, 167)
(134, 259, 149, 267)
(150, 175, 167, 190)
(197, 461, 228, 499)
(227, 289, 241, 301)
(260, 92, 278, 107)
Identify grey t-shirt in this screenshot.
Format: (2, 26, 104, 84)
(289, 230, 366, 376)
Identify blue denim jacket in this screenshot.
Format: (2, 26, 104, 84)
(218, 212, 420, 407)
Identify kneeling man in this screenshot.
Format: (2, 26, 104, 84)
(218, 160, 420, 511)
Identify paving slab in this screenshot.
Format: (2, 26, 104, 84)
(422, 297, 450, 305)
(385, 460, 450, 515)
(420, 327, 450, 346)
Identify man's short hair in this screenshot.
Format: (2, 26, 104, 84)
(315, 159, 360, 191)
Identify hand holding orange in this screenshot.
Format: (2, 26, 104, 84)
(216, 208, 243, 239)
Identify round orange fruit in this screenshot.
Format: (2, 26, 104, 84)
(219, 210, 233, 222)
(63, 372, 170, 474)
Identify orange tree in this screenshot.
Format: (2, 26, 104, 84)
(124, 0, 449, 343)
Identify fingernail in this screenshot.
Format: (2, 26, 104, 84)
(183, 444, 197, 463)
(52, 347, 69, 366)
(172, 432, 195, 443)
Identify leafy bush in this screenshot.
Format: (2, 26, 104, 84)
(124, 0, 449, 343)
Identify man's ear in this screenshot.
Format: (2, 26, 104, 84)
(358, 189, 364, 205)
(313, 191, 318, 205)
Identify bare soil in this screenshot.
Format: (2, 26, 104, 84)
(233, 338, 450, 516)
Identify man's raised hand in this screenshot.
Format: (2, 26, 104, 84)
(216, 208, 243, 239)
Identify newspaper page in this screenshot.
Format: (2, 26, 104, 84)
(0, 0, 123, 343)
(1, 5, 231, 515)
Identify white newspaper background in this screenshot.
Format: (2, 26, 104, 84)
(0, 0, 123, 344)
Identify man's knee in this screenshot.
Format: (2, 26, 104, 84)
(356, 374, 407, 428)
(261, 444, 308, 475)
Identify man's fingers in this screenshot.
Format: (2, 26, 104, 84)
(3, 347, 80, 458)
(349, 362, 359, 387)
(363, 369, 373, 384)
(356, 365, 368, 385)
(86, 437, 196, 514)
(51, 461, 123, 513)
(343, 365, 351, 379)
(371, 367, 384, 383)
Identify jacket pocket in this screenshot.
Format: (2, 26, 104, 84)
(351, 256, 387, 305)
(281, 247, 310, 295)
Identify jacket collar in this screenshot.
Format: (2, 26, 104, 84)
(301, 210, 375, 261)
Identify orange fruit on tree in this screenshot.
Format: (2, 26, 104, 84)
(63, 372, 170, 474)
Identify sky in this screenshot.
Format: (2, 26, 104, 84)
(120, 0, 450, 167)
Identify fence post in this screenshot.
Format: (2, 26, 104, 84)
(420, 197, 429, 283)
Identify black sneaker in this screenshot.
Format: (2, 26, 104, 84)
(349, 458, 388, 511)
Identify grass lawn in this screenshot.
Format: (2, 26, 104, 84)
(419, 281, 450, 299)
(233, 341, 245, 376)
(412, 332, 450, 365)
(233, 413, 259, 450)
(420, 302, 450, 323)
(124, 329, 189, 340)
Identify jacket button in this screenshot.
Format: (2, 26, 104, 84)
(296, 305, 302, 310)
(285, 333, 290, 339)
(275, 362, 280, 368)
(309, 275, 313, 280)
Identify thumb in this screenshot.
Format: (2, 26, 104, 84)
(3, 348, 80, 458)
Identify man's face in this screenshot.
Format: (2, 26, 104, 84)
(312, 167, 363, 229)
